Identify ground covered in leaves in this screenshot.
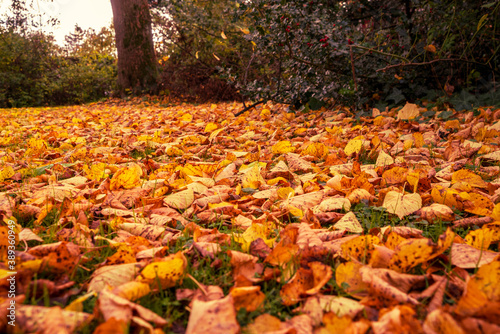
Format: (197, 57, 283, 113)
(1, 97, 500, 333)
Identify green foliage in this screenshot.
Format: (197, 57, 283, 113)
(0, 27, 117, 108)
(153, 0, 250, 101)
(233, 0, 500, 108)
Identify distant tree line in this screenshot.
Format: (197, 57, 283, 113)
(1, 0, 499, 109)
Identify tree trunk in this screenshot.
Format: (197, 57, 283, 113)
(110, 0, 158, 95)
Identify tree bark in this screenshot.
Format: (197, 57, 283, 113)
(110, 0, 158, 95)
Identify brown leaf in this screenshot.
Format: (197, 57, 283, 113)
(98, 289, 167, 326)
(360, 266, 423, 305)
(186, 295, 240, 334)
(451, 243, 498, 268)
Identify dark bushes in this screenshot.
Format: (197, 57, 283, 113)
(0, 28, 116, 108)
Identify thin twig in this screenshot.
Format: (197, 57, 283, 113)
(350, 46, 357, 91)
(376, 58, 494, 72)
(234, 99, 265, 117)
(351, 44, 409, 62)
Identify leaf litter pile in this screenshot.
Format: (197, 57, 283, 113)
(1, 98, 500, 333)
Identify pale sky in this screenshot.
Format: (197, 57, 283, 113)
(33, 0, 113, 44)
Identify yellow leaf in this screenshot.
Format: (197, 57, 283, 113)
(221, 31, 227, 39)
(163, 189, 194, 210)
(465, 228, 493, 250)
(239, 27, 250, 34)
(314, 197, 351, 212)
(375, 150, 394, 167)
(451, 169, 487, 188)
(65, 292, 96, 312)
(272, 141, 295, 154)
(231, 286, 265, 312)
(277, 187, 295, 200)
(233, 223, 274, 252)
(413, 132, 424, 148)
(445, 119, 460, 130)
(260, 108, 271, 119)
(113, 281, 151, 301)
(242, 165, 266, 189)
(373, 116, 386, 126)
(137, 252, 187, 289)
(335, 261, 368, 298)
(397, 102, 420, 121)
(490, 203, 500, 221)
(456, 260, 500, 316)
(110, 163, 142, 190)
(464, 193, 494, 216)
(83, 162, 108, 181)
(105, 244, 136, 265)
(431, 185, 461, 209)
(181, 113, 193, 122)
(406, 171, 419, 193)
(204, 122, 218, 132)
(0, 165, 14, 181)
(288, 205, 304, 218)
(389, 228, 454, 272)
(385, 232, 407, 250)
(302, 142, 329, 159)
(382, 191, 422, 219)
(333, 212, 363, 233)
(321, 313, 355, 334)
(346, 188, 373, 205)
(344, 139, 363, 156)
(403, 139, 413, 151)
(341, 235, 381, 261)
(381, 166, 408, 186)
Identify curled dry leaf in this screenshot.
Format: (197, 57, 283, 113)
(417, 203, 455, 222)
(346, 188, 374, 205)
(98, 289, 167, 326)
(230, 286, 266, 312)
(360, 266, 423, 305)
(423, 309, 465, 334)
(280, 262, 332, 306)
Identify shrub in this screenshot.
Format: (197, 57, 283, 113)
(234, 0, 500, 108)
(0, 27, 116, 108)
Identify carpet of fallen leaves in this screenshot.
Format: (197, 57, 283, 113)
(1, 97, 500, 333)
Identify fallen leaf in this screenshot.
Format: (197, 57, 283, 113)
(382, 191, 422, 219)
(186, 295, 240, 334)
(397, 102, 420, 121)
(389, 228, 454, 272)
